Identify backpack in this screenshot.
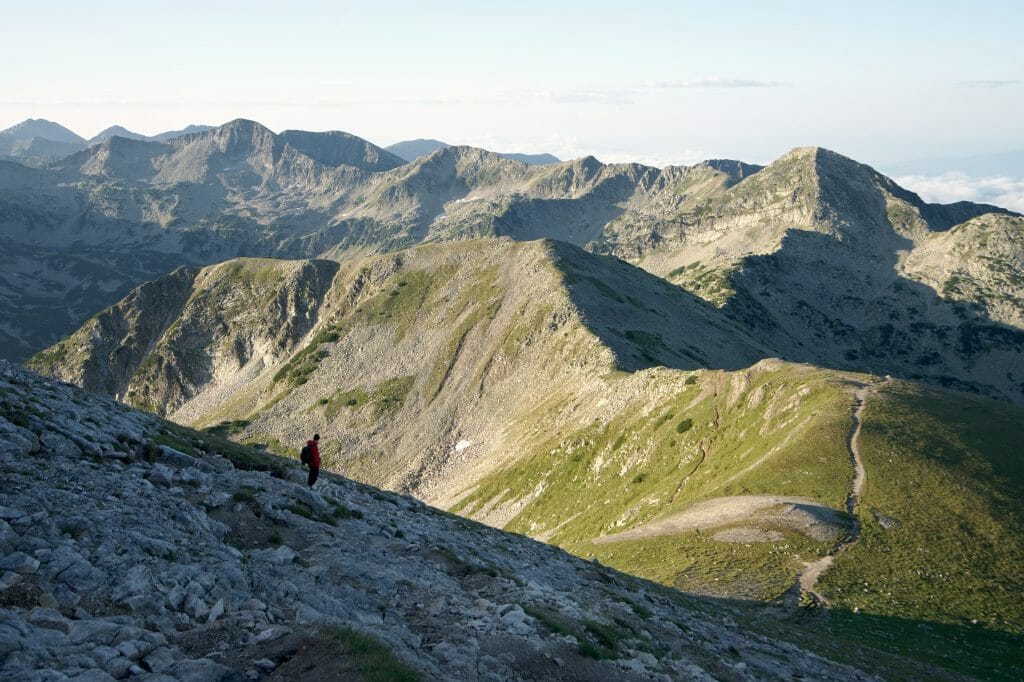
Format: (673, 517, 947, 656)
(300, 444, 311, 465)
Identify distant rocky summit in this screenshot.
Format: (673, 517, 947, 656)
(0, 361, 878, 680)
(387, 137, 560, 164)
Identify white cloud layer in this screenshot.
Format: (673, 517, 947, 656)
(896, 173, 1024, 213)
(953, 79, 1022, 88)
(648, 78, 785, 88)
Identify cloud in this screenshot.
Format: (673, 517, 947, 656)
(953, 79, 1022, 88)
(529, 89, 636, 105)
(896, 172, 1024, 212)
(648, 78, 786, 89)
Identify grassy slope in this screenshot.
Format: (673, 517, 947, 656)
(822, 381, 1024, 632)
(451, 369, 1024, 679)
(453, 363, 855, 598)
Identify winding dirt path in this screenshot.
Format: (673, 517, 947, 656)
(792, 380, 880, 607)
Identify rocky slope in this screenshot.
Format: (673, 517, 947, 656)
(32, 239, 772, 500)
(29, 239, 1024, 677)
(0, 360, 889, 680)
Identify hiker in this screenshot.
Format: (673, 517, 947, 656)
(300, 434, 321, 488)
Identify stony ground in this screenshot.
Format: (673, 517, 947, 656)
(0, 361, 880, 680)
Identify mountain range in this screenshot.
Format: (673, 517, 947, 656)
(0, 119, 217, 167)
(5, 116, 1024, 676)
(4, 119, 1022, 406)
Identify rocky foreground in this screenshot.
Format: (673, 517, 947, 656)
(0, 361, 874, 680)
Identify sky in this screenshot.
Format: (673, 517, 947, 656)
(1, 1, 1022, 206)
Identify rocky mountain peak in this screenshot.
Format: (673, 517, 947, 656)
(205, 119, 278, 156)
(697, 158, 763, 182)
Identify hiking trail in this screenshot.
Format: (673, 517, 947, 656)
(790, 379, 884, 608)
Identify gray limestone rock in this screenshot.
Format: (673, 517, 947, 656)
(148, 465, 175, 487)
(0, 551, 40, 574)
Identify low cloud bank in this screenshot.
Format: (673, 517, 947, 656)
(896, 172, 1024, 213)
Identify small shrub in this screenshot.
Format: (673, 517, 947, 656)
(676, 418, 693, 433)
(632, 473, 647, 485)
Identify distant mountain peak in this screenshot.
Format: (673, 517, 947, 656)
(88, 125, 147, 144)
(386, 139, 450, 162)
(150, 124, 215, 142)
(0, 118, 85, 144)
(386, 138, 560, 165)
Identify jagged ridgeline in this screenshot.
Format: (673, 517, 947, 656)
(30, 239, 1024, 676)
(4, 122, 1023, 410)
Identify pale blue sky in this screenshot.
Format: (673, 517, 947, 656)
(1, 0, 1021, 169)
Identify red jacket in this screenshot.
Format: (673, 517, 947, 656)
(307, 440, 321, 468)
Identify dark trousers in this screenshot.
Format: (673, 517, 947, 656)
(307, 466, 320, 488)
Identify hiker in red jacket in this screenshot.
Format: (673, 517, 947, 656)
(305, 434, 321, 488)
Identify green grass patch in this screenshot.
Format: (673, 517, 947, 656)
(321, 387, 370, 420)
(583, 619, 627, 651)
(204, 419, 251, 437)
(522, 606, 574, 637)
(352, 268, 454, 342)
(372, 376, 415, 416)
(273, 326, 341, 387)
(579, 531, 829, 602)
(158, 420, 293, 478)
(326, 626, 419, 682)
(152, 429, 198, 457)
(233, 487, 260, 503)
